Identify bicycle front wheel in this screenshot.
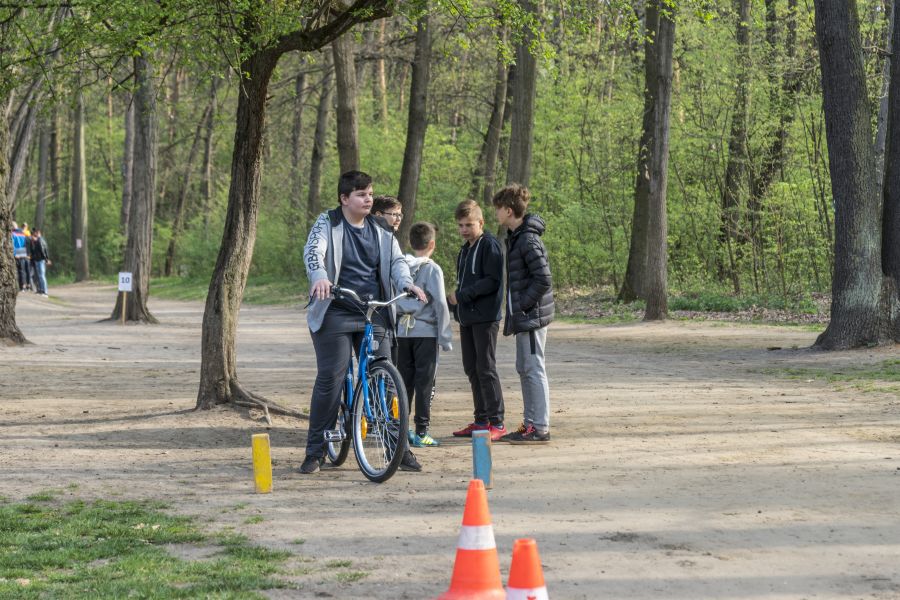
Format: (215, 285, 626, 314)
(325, 403, 350, 466)
(351, 361, 409, 483)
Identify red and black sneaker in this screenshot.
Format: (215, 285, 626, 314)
(452, 422, 488, 437)
(507, 425, 550, 444)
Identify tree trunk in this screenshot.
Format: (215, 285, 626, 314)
(875, 0, 894, 190)
(201, 78, 219, 237)
(0, 91, 27, 345)
(332, 34, 360, 172)
(619, 1, 660, 303)
(373, 19, 389, 125)
(111, 54, 158, 323)
(164, 84, 215, 277)
(308, 58, 334, 223)
(643, 1, 676, 321)
(813, 0, 888, 349)
(35, 120, 50, 231)
(49, 105, 59, 205)
(70, 90, 89, 282)
(120, 95, 135, 233)
(196, 51, 280, 408)
(7, 89, 40, 213)
(290, 69, 307, 236)
(469, 25, 509, 206)
(506, 0, 538, 186)
(880, 0, 900, 343)
(397, 11, 431, 246)
(719, 0, 752, 295)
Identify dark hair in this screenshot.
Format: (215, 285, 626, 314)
(408, 222, 436, 251)
(491, 183, 530, 218)
(337, 170, 372, 203)
(454, 199, 483, 221)
(372, 195, 401, 214)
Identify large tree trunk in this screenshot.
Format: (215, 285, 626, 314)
(111, 54, 158, 323)
(643, 1, 676, 321)
(880, 0, 900, 343)
(164, 81, 217, 277)
(196, 50, 301, 418)
(332, 34, 360, 172)
(120, 95, 135, 233)
(308, 58, 334, 223)
(71, 90, 89, 282)
(619, 1, 660, 303)
(469, 25, 509, 206)
(719, 0, 752, 295)
(813, 0, 889, 349)
(506, 0, 538, 186)
(397, 11, 431, 246)
(0, 92, 27, 345)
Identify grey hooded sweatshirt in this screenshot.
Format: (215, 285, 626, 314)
(394, 255, 453, 352)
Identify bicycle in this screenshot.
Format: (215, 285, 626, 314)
(322, 285, 414, 483)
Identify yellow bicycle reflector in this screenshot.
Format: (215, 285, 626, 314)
(391, 397, 399, 419)
(361, 418, 368, 439)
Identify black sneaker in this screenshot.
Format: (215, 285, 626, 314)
(506, 426, 550, 445)
(399, 450, 422, 472)
(299, 455, 324, 474)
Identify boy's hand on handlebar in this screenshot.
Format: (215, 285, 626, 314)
(406, 285, 428, 303)
(310, 279, 332, 301)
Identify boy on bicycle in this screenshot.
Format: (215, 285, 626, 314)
(492, 184, 554, 443)
(301, 171, 427, 475)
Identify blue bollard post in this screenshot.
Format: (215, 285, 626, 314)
(472, 430, 493, 489)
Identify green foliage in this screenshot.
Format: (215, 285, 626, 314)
(0, 496, 290, 598)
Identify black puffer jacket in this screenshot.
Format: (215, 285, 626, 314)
(504, 214, 554, 335)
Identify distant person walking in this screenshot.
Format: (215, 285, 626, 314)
(30, 229, 51, 297)
(11, 221, 32, 292)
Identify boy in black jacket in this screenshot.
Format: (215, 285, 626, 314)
(492, 184, 554, 444)
(448, 200, 506, 441)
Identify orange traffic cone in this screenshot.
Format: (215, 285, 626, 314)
(438, 479, 505, 600)
(506, 538, 548, 599)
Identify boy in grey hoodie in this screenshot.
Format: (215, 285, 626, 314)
(395, 222, 453, 447)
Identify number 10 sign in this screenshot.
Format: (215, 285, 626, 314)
(118, 272, 133, 293)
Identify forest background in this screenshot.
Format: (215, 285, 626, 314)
(4, 0, 891, 317)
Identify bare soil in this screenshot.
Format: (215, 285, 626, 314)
(2, 283, 899, 599)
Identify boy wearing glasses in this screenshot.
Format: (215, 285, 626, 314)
(372, 195, 403, 233)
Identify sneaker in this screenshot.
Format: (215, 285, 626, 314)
(299, 455, 324, 474)
(500, 422, 528, 442)
(407, 429, 416, 445)
(452, 422, 488, 437)
(411, 432, 440, 447)
(507, 426, 550, 445)
(488, 424, 507, 442)
(399, 450, 422, 472)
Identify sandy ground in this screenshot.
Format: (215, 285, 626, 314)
(2, 282, 899, 599)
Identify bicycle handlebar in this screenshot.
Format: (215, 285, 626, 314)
(330, 285, 417, 308)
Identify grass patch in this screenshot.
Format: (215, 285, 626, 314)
(325, 560, 353, 569)
(0, 496, 291, 598)
(669, 291, 818, 313)
(243, 515, 265, 525)
(769, 359, 900, 391)
(152, 274, 306, 306)
(335, 571, 369, 583)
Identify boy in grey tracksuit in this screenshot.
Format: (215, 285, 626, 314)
(395, 222, 453, 447)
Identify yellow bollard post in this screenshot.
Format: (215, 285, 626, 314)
(251, 433, 273, 494)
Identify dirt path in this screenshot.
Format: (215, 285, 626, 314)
(2, 283, 899, 599)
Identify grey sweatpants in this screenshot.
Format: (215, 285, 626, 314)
(515, 326, 550, 432)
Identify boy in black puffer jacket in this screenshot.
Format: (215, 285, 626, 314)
(492, 184, 554, 444)
(448, 200, 507, 441)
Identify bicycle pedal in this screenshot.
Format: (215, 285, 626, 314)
(323, 429, 346, 442)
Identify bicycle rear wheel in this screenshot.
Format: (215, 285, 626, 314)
(352, 361, 409, 483)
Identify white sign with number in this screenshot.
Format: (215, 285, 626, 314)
(118, 272, 133, 292)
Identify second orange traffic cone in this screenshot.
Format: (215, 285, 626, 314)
(506, 538, 548, 599)
(437, 479, 505, 600)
